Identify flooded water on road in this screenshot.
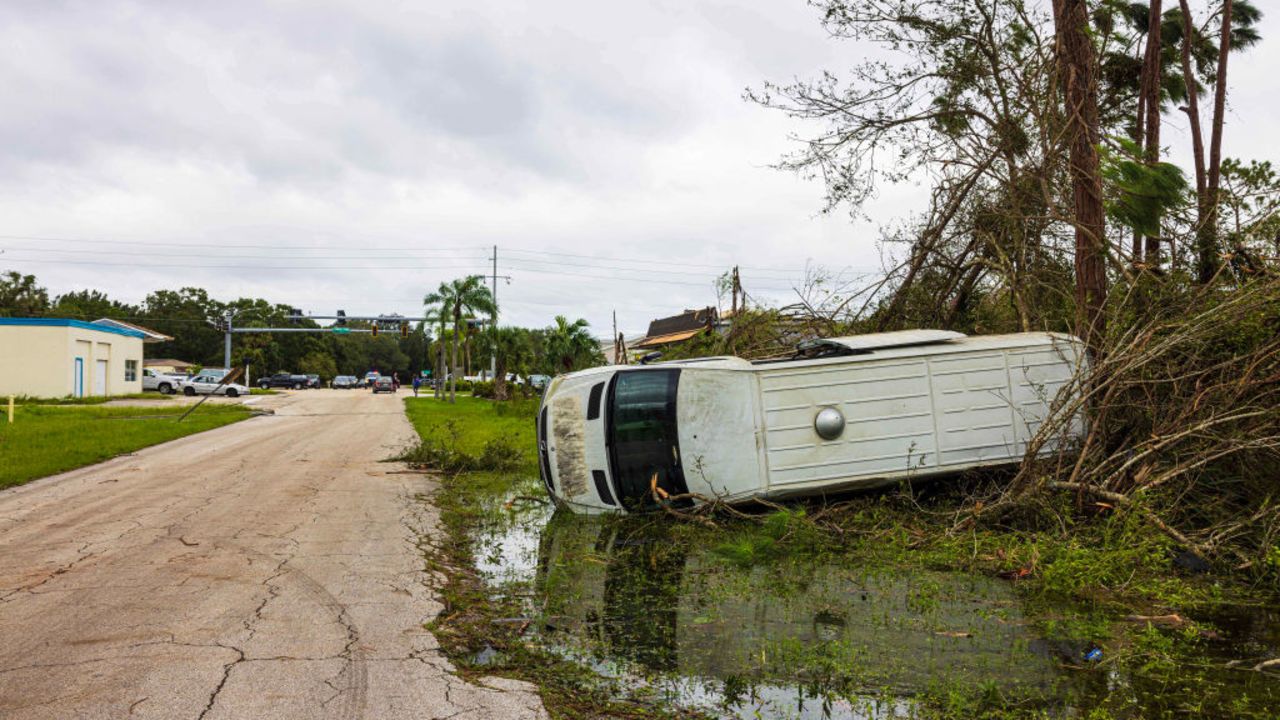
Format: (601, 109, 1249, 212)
(464, 475, 1279, 719)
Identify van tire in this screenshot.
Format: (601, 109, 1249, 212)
(183, 386, 196, 397)
(226, 388, 239, 398)
(158, 383, 172, 394)
(293, 383, 302, 390)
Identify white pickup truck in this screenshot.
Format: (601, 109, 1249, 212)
(141, 368, 186, 395)
(537, 330, 1085, 514)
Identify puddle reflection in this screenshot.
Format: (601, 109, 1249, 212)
(467, 485, 1278, 719)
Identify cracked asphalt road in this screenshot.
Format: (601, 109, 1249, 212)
(0, 390, 547, 720)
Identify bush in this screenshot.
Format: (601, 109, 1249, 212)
(470, 381, 495, 398)
(1009, 278, 1280, 577)
(394, 418, 525, 473)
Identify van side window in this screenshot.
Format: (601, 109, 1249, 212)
(586, 382, 604, 420)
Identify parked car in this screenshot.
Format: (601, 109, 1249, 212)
(142, 368, 184, 395)
(537, 330, 1085, 514)
(527, 374, 551, 391)
(363, 371, 380, 388)
(371, 376, 396, 394)
(258, 373, 308, 390)
(181, 372, 250, 398)
(305, 374, 321, 388)
(333, 375, 358, 389)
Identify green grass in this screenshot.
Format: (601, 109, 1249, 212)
(249, 387, 278, 395)
(400, 395, 538, 472)
(7, 392, 172, 405)
(0, 404, 254, 489)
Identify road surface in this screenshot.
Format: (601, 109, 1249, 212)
(0, 390, 546, 719)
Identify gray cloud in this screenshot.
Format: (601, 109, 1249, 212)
(0, 0, 1274, 335)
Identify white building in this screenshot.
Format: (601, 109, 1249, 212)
(0, 318, 146, 398)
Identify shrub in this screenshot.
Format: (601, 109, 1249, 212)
(394, 419, 525, 473)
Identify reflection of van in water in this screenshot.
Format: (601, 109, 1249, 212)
(537, 330, 1084, 514)
(534, 515, 1063, 707)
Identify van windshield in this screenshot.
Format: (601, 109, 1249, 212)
(606, 369, 688, 510)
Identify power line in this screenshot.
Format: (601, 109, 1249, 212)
(504, 246, 878, 274)
(0, 234, 483, 251)
(500, 264, 803, 290)
(2, 233, 880, 275)
(1, 257, 491, 271)
(500, 255, 802, 279)
(1, 245, 490, 261)
(5, 256, 811, 293)
(3, 246, 800, 280)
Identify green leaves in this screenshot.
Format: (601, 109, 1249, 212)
(1100, 137, 1189, 237)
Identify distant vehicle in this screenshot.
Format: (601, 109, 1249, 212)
(142, 368, 184, 395)
(258, 373, 308, 390)
(181, 372, 249, 398)
(333, 375, 358, 389)
(305, 374, 321, 389)
(371, 376, 396, 394)
(527, 374, 551, 391)
(363, 371, 380, 387)
(537, 331, 1085, 514)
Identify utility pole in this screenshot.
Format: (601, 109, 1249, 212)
(484, 246, 511, 381)
(223, 310, 233, 370)
(730, 266, 743, 316)
(491, 244, 497, 380)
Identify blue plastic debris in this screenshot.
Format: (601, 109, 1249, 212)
(1083, 647, 1102, 662)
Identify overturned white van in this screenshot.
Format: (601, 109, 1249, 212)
(536, 330, 1084, 514)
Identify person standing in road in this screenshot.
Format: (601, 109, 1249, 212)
(411, 375, 421, 397)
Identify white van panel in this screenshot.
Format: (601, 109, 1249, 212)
(676, 370, 764, 500)
(761, 358, 936, 487)
(756, 338, 1079, 494)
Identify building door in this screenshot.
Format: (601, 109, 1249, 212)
(94, 359, 108, 396)
(74, 357, 84, 398)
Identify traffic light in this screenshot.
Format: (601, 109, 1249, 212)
(290, 308, 303, 325)
(336, 310, 346, 326)
(371, 324, 379, 338)
(400, 322, 409, 339)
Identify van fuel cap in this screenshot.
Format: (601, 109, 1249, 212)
(814, 407, 845, 440)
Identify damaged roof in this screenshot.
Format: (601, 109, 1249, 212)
(634, 306, 718, 349)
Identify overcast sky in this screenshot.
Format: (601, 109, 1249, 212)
(0, 1, 1275, 337)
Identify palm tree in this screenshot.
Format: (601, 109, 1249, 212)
(424, 276, 495, 403)
(545, 316, 599, 374)
(421, 306, 449, 400)
(477, 327, 533, 400)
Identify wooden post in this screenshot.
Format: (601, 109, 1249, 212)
(7, 395, 13, 423)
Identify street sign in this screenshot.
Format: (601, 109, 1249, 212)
(331, 327, 351, 334)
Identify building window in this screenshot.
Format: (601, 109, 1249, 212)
(125, 360, 138, 382)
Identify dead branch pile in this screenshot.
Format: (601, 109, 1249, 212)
(1006, 277, 1280, 568)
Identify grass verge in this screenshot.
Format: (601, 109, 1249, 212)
(8, 392, 172, 405)
(0, 403, 254, 489)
